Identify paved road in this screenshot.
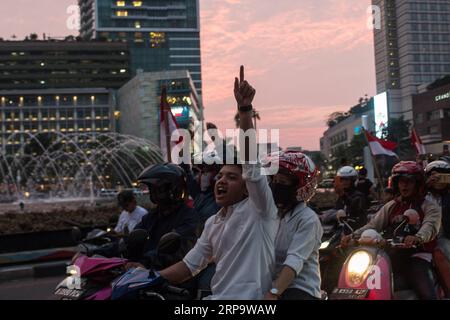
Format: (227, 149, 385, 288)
(0, 276, 61, 300)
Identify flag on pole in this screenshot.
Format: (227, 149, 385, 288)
(364, 130, 398, 157)
(410, 127, 426, 155)
(160, 86, 182, 162)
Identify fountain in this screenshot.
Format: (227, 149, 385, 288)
(0, 132, 163, 207)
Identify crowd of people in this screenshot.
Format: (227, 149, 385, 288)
(111, 66, 450, 300)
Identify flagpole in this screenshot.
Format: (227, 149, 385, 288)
(161, 86, 172, 163)
(362, 128, 385, 199)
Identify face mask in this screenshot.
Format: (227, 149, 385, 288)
(270, 182, 297, 207)
(200, 172, 213, 192)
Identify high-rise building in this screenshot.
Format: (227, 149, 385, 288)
(79, 0, 203, 98)
(372, 0, 450, 120)
(117, 70, 201, 146)
(0, 40, 130, 89)
(0, 39, 130, 155)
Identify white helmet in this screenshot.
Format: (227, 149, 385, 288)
(360, 229, 382, 243)
(425, 160, 450, 174)
(337, 166, 358, 178)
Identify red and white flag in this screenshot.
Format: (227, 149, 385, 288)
(411, 127, 426, 155)
(365, 130, 398, 157)
(160, 87, 182, 162)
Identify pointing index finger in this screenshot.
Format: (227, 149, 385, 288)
(240, 65, 245, 84)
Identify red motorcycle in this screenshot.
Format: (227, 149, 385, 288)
(330, 217, 445, 300)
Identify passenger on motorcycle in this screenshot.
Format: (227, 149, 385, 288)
(321, 166, 368, 230)
(184, 150, 222, 229)
(114, 190, 148, 235)
(158, 66, 279, 300)
(355, 167, 376, 202)
(425, 160, 450, 258)
(425, 160, 450, 297)
(342, 161, 442, 300)
(128, 163, 199, 269)
(262, 151, 323, 300)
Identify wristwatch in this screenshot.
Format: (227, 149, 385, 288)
(270, 288, 280, 297)
(238, 104, 253, 112)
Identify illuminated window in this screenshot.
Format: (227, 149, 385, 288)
(135, 21, 141, 29)
(150, 32, 166, 48)
(133, 1, 142, 7)
(120, 69, 127, 73)
(116, 10, 128, 17)
(134, 32, 144, 43)
(116, 1, 125, 6)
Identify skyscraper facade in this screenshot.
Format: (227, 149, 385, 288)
(79, 0, 203, 98)
(372, 0, 450, 120)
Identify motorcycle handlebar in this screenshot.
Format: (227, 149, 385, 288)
(166, 285, 190, 297)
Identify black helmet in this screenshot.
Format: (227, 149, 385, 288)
(138, 163, 187, 205)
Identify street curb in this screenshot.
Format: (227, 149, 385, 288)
(0, 260, 69, 282)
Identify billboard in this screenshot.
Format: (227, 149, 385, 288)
(373, 92, 388, 138)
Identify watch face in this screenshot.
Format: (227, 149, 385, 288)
(270, 288, 279, 295)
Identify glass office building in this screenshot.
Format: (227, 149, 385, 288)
(79, 0, 203, 98)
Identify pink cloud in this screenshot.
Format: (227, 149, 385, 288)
(200, 0, 375, 150)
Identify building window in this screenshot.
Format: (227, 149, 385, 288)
(133, 1, 142, 6)
(427, 110, 441, 121)
(150, 32, 166, 48)
(116, 10, 128, 17)
(116, 1, 125, 7)
(135, 21, 141, 29)
(134, 32, 144, 43)
(428, 126, 439, 134)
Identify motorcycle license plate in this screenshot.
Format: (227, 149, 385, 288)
(330, 288, 369, 300)
(54, 287, 84, 299)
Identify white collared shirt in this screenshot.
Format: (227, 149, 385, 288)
(183, 164, 279, 300)
(114, 205, 148, 233)
(274, 202, 323, 298)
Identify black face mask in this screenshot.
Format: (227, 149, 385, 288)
(270, 182, 297, 207)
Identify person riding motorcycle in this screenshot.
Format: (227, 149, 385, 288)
(425, 159, 450, 297)
(262, 151, 323, 300)
(341, 161, 442, 300)
(130, 163, 199, 270)
(184, 150, 222, 230)
(321, 166, 368, 230)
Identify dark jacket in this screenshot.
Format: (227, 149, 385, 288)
(335, 188, 368, 229)
(134, 203, 199, 268)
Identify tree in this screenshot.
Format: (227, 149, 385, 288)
(382, 116, 414, 160)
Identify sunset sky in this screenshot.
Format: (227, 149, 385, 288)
(0, 0, 376, 150)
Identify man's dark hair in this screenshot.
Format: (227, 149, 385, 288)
(117, 190, 135, 208)
(359, 168, 368, 176)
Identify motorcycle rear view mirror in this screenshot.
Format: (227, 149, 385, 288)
(157, 232, 182, 255)
(71, 227, 82, 243)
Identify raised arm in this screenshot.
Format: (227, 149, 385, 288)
(234, 66, 277, 219)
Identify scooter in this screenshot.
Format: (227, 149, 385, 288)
(319, 216, 356, 294)
(330, 216, 444, 300)
(54, 229, 183, 300)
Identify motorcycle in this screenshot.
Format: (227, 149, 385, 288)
(319, 215, 357, 294)
(330, 216, 444, 300)
(54, 229, 183, 300)
(70, 226, 126, 258)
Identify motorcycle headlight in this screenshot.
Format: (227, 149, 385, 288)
(320, 241, 330, 250)
(346, 250, 372, 287)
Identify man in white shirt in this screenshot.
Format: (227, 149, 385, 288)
(114, 190, 148, 235)
(159, 66, 279, 299)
